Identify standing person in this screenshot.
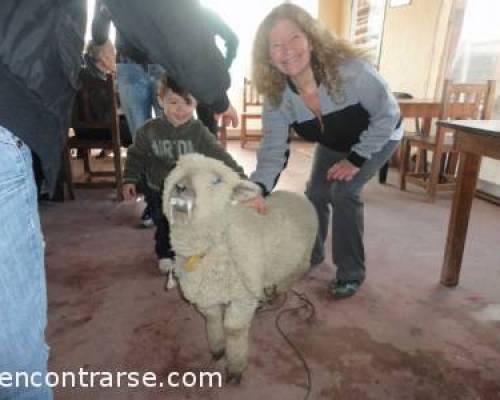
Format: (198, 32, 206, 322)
(122, 74, 245, 278)
(248, 4, 403, 300)
(0, 1, 237, 399)
(92, 0, 164, 227)
(196, 7, 239, 136)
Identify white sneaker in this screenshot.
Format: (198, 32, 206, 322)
(158, 258, 177, 289)
(140, 206, 154, 228)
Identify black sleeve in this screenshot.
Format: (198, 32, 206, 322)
(204, 8, 239, 69)
(102, 0, 230, 113)
(91, 0, 112, 45)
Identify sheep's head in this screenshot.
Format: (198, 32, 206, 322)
(163, 154, 260, 226)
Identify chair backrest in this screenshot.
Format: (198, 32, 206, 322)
(393, 92, 422, 134)
(243, 77, 263, 113)
(393, 92, 413, 100)
(72, 72, 120, 134)
(441, 79, 496, 120)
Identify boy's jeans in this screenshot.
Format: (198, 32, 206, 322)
(149, 190, 175, 260)
(0, 125, 52, 400)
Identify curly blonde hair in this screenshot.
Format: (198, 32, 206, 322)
(252, 3, 367, 106)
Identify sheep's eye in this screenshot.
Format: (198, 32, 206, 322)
(175, 183, 186, 193)
(211, 176, 223, 185)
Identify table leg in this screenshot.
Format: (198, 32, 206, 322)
(441, 152, 481, 287)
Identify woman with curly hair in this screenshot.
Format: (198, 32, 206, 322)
(248, 4, 403, 299)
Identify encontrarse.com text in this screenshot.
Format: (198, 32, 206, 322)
(0, 368, 222, 389)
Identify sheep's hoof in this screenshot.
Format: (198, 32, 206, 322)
(211, 349, 225, 361)
(225, 372, 242, 385)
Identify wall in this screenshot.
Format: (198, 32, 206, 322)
(318, 0, 351, 39)
(379, 0, 453, 98)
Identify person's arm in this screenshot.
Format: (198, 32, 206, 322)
(204, 8, 239, 69)
(196, 126, 246, 178)
(92, 0, 112, 45)
(103, 0, 231, 114)
(346, 61, 401, 168)
(249, 101, 291, 196)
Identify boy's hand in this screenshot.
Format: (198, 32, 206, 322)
(216, 103, 239, 128)
(122, 183, 137, 201)
(242, 195, 267, 215)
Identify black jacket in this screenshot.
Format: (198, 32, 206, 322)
(0, 0, 231, 193)
(0, 1, 86, 193)
(97, 0, 231, 112)
(202, 7, 238, 69)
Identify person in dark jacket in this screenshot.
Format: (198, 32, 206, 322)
(92, 0, 164, 227)
(75, 39, 133, 149)
(196, 7, 239, 136)
(0, 1, 237, 399)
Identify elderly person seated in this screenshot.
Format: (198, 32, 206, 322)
(74, 39, 132, 154)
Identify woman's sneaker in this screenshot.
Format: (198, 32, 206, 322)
(329, 280, 361, 300)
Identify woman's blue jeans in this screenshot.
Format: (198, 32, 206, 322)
(0, 125, 52, 400)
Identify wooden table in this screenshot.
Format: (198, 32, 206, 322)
(437, 120, 500, 287)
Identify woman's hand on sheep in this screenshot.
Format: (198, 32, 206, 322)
(327, 159, 360, 182)
(122, 183, 137, 201)
(242, 195, 267, 215)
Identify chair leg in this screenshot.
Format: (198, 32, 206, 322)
(219, 125, 227, 149)
(399, 138, 411, 191)
(63, 143, 75, 200)
(427, 148, 443, 203)
(446, 152, 459, 177)
(83, 149, 92, 181)
(240, 117, 247, 148)
(379, 162, 389, 184)
(111, 145, 123, 201)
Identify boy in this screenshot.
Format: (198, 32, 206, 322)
(122, 74, 245, 279)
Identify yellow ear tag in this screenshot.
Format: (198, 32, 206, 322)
(184, 255, 202, 272)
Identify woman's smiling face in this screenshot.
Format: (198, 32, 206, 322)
(268, 19, 312, 79)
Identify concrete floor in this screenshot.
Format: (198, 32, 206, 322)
(42, 142, 500, 399)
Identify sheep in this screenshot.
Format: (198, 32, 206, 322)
(163, 153, 318, 383)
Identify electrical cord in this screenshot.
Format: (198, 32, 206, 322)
(170, 282, 316, 398)
(258, 289, 316, 400)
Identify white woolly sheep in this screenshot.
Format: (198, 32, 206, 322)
(163, 153, 318, 383)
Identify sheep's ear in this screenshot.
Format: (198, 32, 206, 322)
(231, 180, 262, 202)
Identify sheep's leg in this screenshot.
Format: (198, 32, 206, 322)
(223, 298, 258, 384)
(198, 305, 225, 360)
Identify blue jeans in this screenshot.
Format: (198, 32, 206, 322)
(116, 62, 164, 139)
(0, 126, 52, 399)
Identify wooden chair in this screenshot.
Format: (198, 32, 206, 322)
(64, 73, 123, 200)
(399, 80, 495, 202)
(378, 92, 419, 184)
(240, 77, 263, 148)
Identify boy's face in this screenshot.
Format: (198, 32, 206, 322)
(159, 90, 197, 127)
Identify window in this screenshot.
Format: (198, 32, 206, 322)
(447, 0, 500, 196)
(350, 0, 387, 67)
(201, 0, 318, 112)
